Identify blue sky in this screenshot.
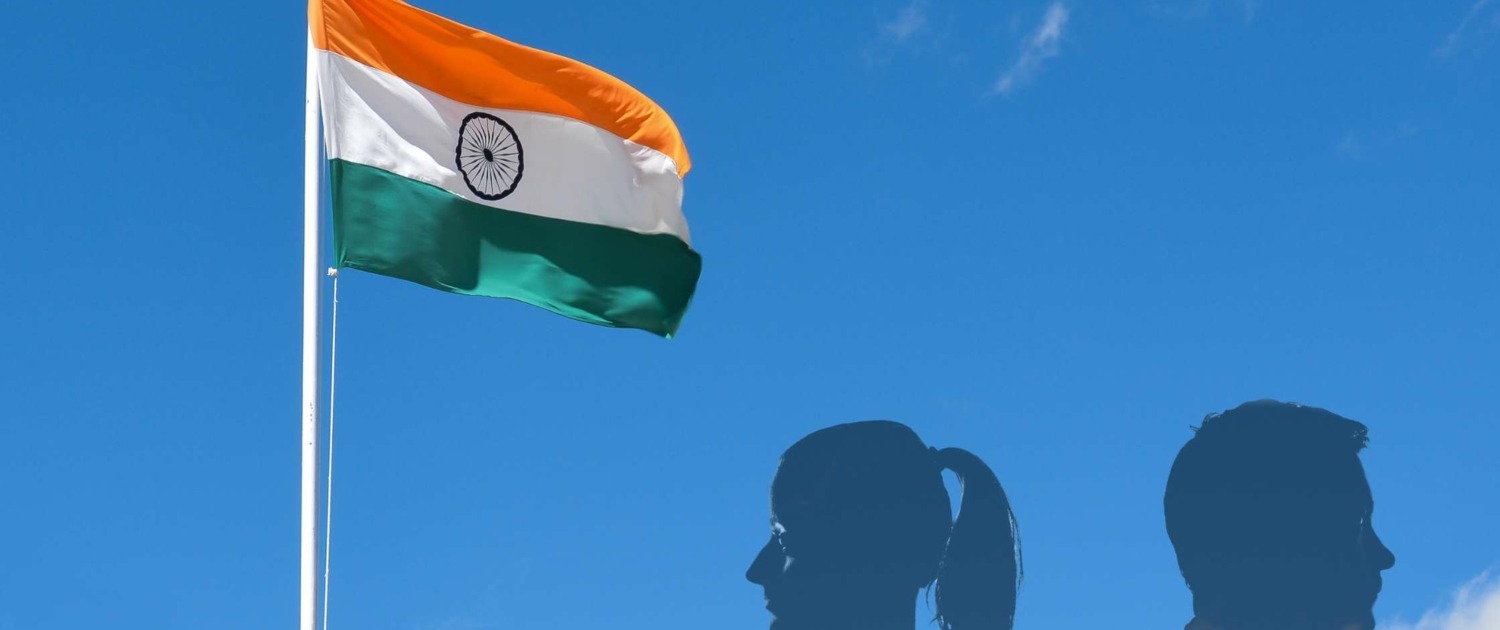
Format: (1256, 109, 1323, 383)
(1, 1, 1497, 629)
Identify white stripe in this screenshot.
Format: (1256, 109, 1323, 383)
(317, 51, 691, 244)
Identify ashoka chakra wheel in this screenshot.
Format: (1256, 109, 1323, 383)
(455, 112, 524, 201)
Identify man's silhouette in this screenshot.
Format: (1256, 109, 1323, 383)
(1164, 400, 1396, 630)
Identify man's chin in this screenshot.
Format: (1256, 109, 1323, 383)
(1329, 610, 1376, 630)
(767, 612, 792, 630)
(1342, 594, 1379, 630)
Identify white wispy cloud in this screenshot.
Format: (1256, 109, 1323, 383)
(1384, 571, 1500, 630)
(863, 0, 937, 66)
(881, 0, 931, 44)
(1435, 0, 1499, 58)
(994, 3, 1070, 95)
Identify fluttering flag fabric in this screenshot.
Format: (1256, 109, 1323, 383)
(310, 0, 700, 336)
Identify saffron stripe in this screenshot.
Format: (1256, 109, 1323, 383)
(311, 0, 690, 174)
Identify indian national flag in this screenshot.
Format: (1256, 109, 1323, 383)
(310, 0, 700, 336)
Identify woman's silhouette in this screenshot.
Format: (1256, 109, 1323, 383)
(745, 420, 1022, 630)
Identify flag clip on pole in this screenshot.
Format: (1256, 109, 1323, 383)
(301, 28, 324, 630)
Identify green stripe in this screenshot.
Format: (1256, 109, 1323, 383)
(330, 159, 701, 337)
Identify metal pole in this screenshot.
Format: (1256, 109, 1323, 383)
(301, 29, 323, 630)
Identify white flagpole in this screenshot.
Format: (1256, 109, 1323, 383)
(301, 29, 324, 630)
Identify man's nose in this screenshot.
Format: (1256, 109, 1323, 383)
(1367, 525, 1396, 571)
(746, 537, 783, 585)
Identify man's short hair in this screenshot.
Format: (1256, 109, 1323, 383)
(1163, 400, 1371, 590)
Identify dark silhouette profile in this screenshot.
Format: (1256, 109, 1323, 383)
(1164, 400, 1397, 630)
(746, 420, 1022, 630)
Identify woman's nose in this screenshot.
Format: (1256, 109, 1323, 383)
(746, 537, 784, 585)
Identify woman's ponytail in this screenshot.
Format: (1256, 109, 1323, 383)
(932, 447, 1022, 630)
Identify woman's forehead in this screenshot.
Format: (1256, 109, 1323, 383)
(768, 458, 841, 527)
(769, 479, 824, 524)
